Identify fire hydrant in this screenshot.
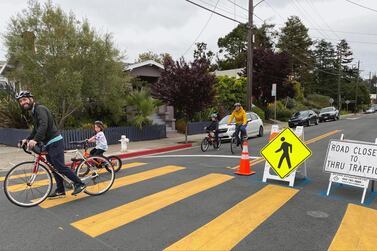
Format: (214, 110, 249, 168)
(119, 135, 130, 152)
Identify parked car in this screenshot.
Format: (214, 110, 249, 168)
(218, 112, 264, 140)
(365, 104, 377, 114)
(318, 107, 339, 122)
(288, 110, 319, 128)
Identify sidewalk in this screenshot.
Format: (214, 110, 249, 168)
(0, 121, 287, 171)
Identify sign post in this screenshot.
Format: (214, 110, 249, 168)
(329, 98, 334, 106)
(324, 136, 377, 204)
(272, 83, 277, 120)
(261, 126, 311, 187)
(345, 100, 350, 112)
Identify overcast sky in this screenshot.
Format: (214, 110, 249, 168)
(1, 0, 377, 78)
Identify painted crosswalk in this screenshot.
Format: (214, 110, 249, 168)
(164, 185, 298, 250)
(2, 160, 377, 250)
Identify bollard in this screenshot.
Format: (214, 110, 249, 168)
(119, 135, 130, 152)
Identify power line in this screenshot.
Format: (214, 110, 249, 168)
(309, 28, 377, 37)
(303, 0, 341, 40)
(182, 0, 220, 56)
(185, 0, 244, 24)
(344, 0, 377, 14)
(197, 0, 248, 20)
(312, 36, 377, 45)
(226, 0, 264, 22)
(291, 0, 334, 40)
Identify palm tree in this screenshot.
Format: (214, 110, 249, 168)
(125, 88, 161, 129)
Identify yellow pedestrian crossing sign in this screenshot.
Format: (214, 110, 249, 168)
(260, 128, 312, 179)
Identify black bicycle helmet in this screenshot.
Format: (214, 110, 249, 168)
(15, 90, 33, 100)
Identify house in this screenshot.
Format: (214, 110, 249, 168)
(214, 68, 244, 79)
(0, 61, 15, 91)
(124, 60, 176, 133)
(125, 60, 164, 87)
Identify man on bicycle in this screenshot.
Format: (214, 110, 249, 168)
(227, 103, 247, 146)
(17, 91, 86, 198)
(206, 113, 220, 146)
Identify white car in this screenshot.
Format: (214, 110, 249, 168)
(218, 112, 264, 140)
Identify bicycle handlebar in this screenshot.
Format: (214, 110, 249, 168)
(19, 141, 46, 155)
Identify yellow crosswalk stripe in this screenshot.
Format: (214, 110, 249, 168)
(39, 165, 185, 208)
(164, 185, 298, 251)
(0, 162, 147, 182)
(328, 204, 377, 250)
(71, 173, 233, 237)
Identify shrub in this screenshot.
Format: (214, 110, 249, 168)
(252, 106, 265, 120)
(175, 118, 187, 134)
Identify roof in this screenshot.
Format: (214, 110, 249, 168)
(124, 60, 164, 71)
(214, 68, 244, 79)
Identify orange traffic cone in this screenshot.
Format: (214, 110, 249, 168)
(235, 140, 256, 176)
(269, 131, 279, 141)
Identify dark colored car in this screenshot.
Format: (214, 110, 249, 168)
(319, 107, 339, 122)
(288, 110, 319, 128)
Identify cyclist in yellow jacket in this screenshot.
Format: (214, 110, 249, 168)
(228, 103, 248, 146)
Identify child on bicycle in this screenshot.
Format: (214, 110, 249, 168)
(87, 121, 108, 156)
(206, 113, 220, 145)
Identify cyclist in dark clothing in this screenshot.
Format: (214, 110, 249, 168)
(17, 91, 86, 198)
(206, 113, 220, 146)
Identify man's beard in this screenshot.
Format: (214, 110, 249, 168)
(21, 102, 33, 111)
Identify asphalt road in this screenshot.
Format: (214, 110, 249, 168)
(1, 113, 377, 250)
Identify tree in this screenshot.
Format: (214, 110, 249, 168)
(252, 48, 292, 106)
(277, 16, 313, 93)
(312, 39, 338, 96)
(125, 88, 160, 129)
(136, 51, 171, 64)
(4, 0, 128, 128)
(152, 45, 216, 142)
(214, 76, 247, 112)
(0, 90, 31, 128)
(217, 22, 276, 70)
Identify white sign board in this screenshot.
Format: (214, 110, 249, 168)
(330, 173, 369, 188)
(324, 140, 377, 180)
(271, 84, 276, 97)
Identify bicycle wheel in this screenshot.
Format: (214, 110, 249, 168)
(76, 156, 115, 196)
(107, 155, 122, 173)
(213, 139, 222, 150)
(200, 138, 210, 152)
(4, 161, 52, 207)
(230, 137, 241, 154)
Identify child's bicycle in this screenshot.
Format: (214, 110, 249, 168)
(201, 129, 221, 152)
(3, 143, 115, 207)
(67, 140, 122, 173)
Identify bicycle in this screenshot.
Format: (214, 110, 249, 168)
(67, 140, 122, 173)
(201, 130, 221, 152)
(3, 143, 115, 207)
(230, 125, 248, 154)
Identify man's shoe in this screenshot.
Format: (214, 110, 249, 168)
(48, 190, 66, 199)
(72, 183, 86, 196)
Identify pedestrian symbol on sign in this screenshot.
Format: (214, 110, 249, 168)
(260, 128, 312, 179)
(275, 137, 292, 169)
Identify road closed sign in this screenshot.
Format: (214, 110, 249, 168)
(324, 140, 377, 180)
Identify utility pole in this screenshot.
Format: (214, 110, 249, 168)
(355, 60, 360, 113)
(337, 51, 342, 110)
(247, 0, 254, 111)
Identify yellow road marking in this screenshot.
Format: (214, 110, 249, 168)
(120, 162, 147, 169)
(328, 204, 377, 250)
(71, 173, 233, 237)
(4, 162, 147, 190)
(7, 179, 51, 192)
(0, 162, 146, 182)
(39, 165, 184, 208)
(230, 130, 341, 169)
(165, 185, 298, 251)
